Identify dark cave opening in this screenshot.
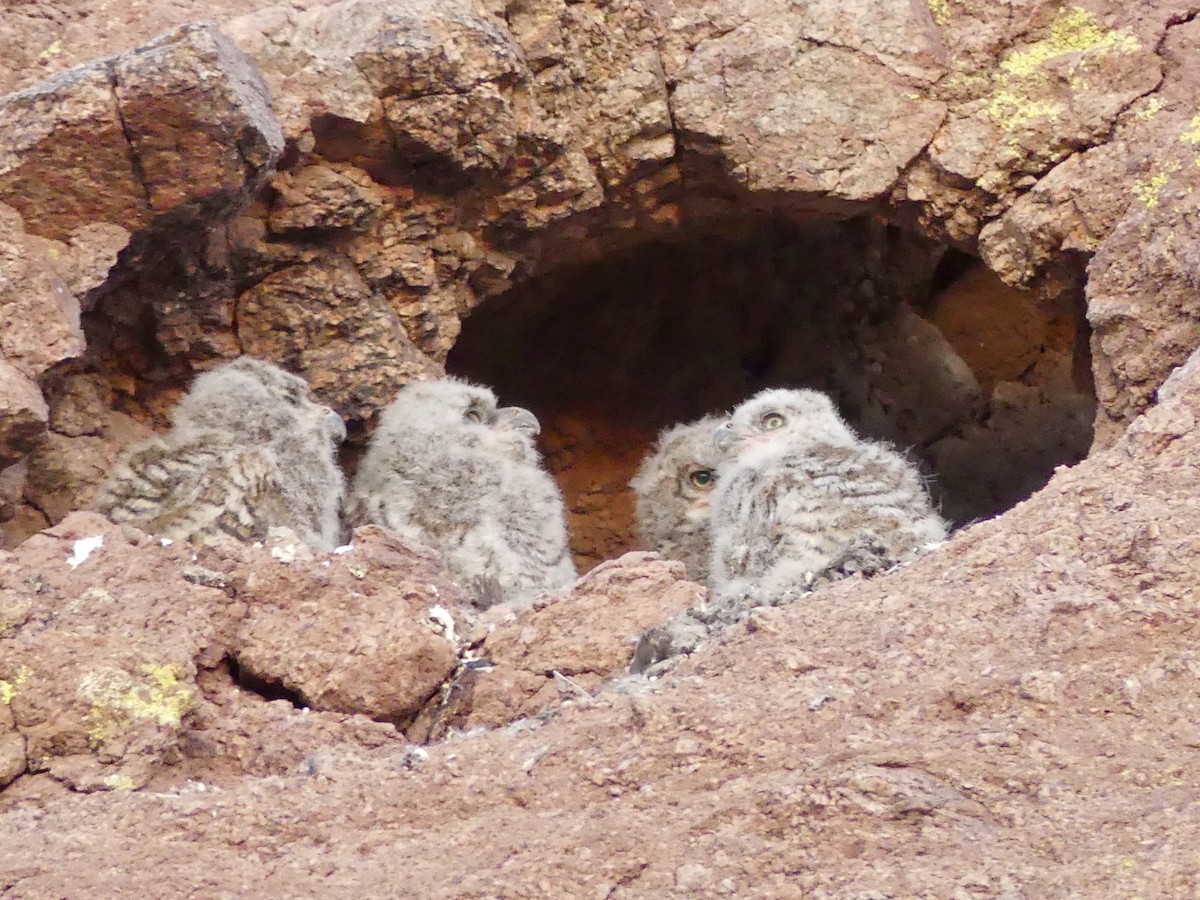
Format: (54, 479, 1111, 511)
(446, 214, 1096, 571)
(224, 655, 309, 710)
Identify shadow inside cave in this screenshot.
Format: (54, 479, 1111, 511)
(447, 214, 1095, 571)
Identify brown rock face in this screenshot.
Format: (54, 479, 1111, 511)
(410, 553, 702, 738)
(232, 526, 464, 723)
(0, 513, 474, 792)
(2, 325, 1200, 895)
(0, 365, 48, 471)
(0, 21, 281, 492)
(6, 0, 1167, 547)
(0, 23, 281, 239)
(4, 0, 1200, 891)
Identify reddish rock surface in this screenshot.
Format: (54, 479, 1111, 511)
(3, 0, 1200, 893)
(411, 553, 703, 738)
(233, 526, 465, 723)
(3, 0, 1195, 544)
(3, 343, 1200, 894)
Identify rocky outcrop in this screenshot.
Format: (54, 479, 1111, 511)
(0, 22, 281, 523)
(410, 553, 703, 739)
(3, 294, 1200, 896)
(1, 0, 1195, 550)
(231, 526, 465, 723)
(0, 514, 472, 791)
(2, 0, 1200, 892)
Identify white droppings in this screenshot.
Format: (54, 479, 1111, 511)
(333, 544, 353, 555)
(429, 605, 457, 643)
(522, 744, 550, 773)
(808, 692, 835, 711)
(270, 544, 298, 563)
(159, 537, 174, 547)
(66, 535, 104, 569)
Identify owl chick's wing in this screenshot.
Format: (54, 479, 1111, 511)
(97, 434, 291, 546)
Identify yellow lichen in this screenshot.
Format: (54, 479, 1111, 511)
(1136, 97, 1164, 121)
(929, 0, 950, 26)
(1132, 164, 1179, 209)
(1180, 110, 1200, 145)
(984, 7, 1140, 132)
(80, 663, 193, 746)
(37, 40, 62, 62)
(0, 665, 33, 705)
(102, 773, 136, 791)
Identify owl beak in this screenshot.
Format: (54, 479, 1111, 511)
(714, 422, 741, 453)
(495, 406, 541, 436)
(323, 409, 347, 444)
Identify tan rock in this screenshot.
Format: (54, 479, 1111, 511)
(0, 204, 84, 380)
(413, 553, 703, 736)
(0, 364, 48, 470)
(235, 254, 441, 422)
(232, 526, 466, 723)
(112, 23, 283, 215)
(672, 33, 946, 200)
(0, 513, 238, 791)
(0, 67, 148, 240)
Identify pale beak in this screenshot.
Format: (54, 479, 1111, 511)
(495, 406, 541, 437)
(714, 421, 740, 453)
(323, 409, 347, 444)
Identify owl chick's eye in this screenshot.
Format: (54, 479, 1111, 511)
(688, 467, 716, 491)
(464, 409, 484, 423)
(761, 412, 786, 430)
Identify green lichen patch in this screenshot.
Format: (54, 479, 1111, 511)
(1135, 97, 1164, 121)
(1132, 163, 1180, 209)
(984, 7, 1139, 132)
(102, 773, 137, 791)
(1179, 110, 1200, 146)
(0, 665, 33, 705)
(79, 663, 194, 746)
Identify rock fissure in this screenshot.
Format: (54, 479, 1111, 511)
(2, 2, 1200, 890)
(106, 65, 154, 210)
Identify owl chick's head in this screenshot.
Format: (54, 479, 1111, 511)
(380, 378, 540, 458)
(174, 357, 346, 450)
(714, 388, 855, 458)
(630, 414, 724, 578)
(631, 415, 724, 525)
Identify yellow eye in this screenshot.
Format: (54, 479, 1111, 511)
(687, 467, 716, 491)
(464, 409, 483, 423)
(761, 412, 786, 430)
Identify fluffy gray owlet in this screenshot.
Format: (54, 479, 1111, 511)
(349, 378, 577, 609)
(629, 415, 725, 584)
(709, 388, 948, 604)
(96, 357, 347, 550)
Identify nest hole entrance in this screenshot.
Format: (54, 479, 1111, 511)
(446, 214, 1096, 571)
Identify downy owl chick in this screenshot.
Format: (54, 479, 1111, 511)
(709, 387, 948, 604)
(96, 356, 347, 550)
(349, 378, 577, 609)
(629, 415, 724, 584)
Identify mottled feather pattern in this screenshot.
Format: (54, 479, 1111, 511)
(629, 415, 724, 583)
(96, 357, 346, 550)
(97, 435, 290, 545)
(709, 388, 948, 603)
(350, 378, 576, 609)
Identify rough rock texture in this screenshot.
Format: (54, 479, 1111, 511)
(0, 513, 473, 793)
(7, 0, 1200, 548)
(5, 0, 1200, 890)
(233, 526, 463, 723)
(410, 553, 702, 739)
(0, 21, 282, 489)
(5, 319, 1200, 895)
